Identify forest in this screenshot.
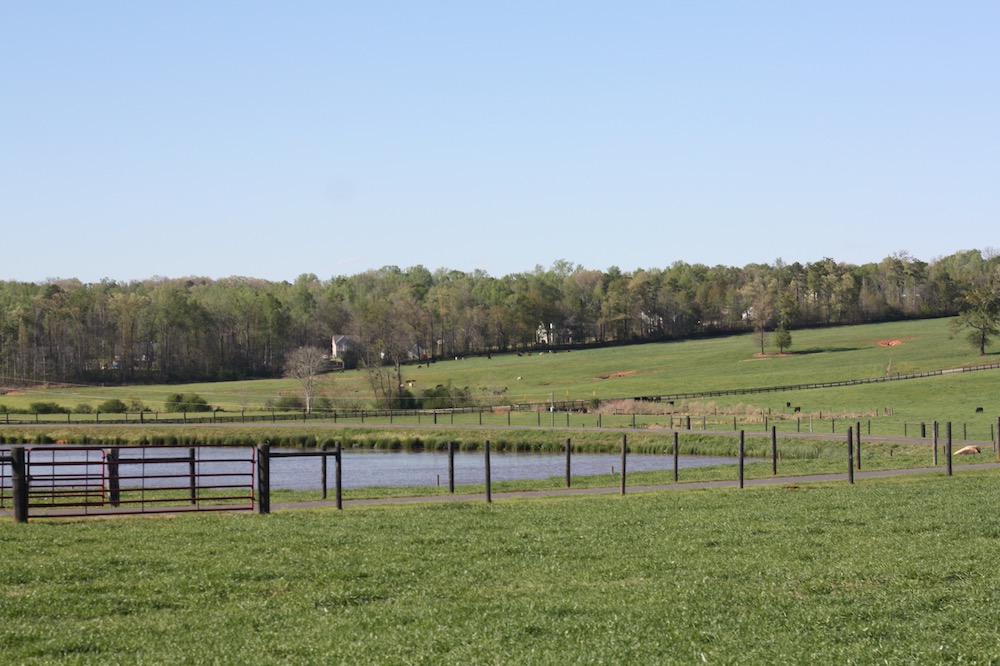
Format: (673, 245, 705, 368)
(1, 249, 998, 387)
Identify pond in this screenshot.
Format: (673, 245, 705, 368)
(5, 446, 746, 492)
(271, 448, 743, 490)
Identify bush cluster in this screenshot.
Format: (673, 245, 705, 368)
(264, 395, 306, 411)
(164, 393, 212, 413)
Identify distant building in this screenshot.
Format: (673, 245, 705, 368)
(331, 335, 359, 368)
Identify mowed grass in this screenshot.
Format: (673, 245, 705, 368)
(2, 472, 1000, 664)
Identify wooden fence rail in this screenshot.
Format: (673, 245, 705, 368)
(4, 419, 992, 522)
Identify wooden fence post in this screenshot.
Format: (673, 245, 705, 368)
(335, 440, 343, 510)
(855, 421, 862, 470)
(485, 440, 492, 504)
(321, 450, 328, 500)
(257, 441, 271, 515)
(946, 422, 953, 477)
(738, 430, 745, 489)
(106, 448, 121, 507)
(448, 441, 456, 494)
(564, 438, 572, 488)
(11, 446, 29, 523)
(620, 434, 627, 495)
(770, 426, 777, 476)
(847, 427, 855, 485)
(673, 432, 679, 483)
(188, 447, 197, 504)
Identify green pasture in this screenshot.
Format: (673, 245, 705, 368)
(2, 316, 999, 457)
(2, 317, 996, 414)
(2, 472, 999, 663)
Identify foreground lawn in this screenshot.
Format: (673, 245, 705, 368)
(2, 471, 1000, 664)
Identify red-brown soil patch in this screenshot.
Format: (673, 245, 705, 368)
(596, 371, 636, 380)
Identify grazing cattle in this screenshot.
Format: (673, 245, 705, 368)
(793, 406, 801, 413)
(975, 407, 984, 413)
(955, 445, 981, 455)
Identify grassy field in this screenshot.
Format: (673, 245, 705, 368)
(2, 472, 999, 663)
(3, 317, 998, 412)
(2, 317, 999, 447)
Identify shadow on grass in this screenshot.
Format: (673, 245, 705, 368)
(788, 347, 863, 355)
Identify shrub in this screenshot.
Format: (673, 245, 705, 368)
(420, 382, 472, 409)
(29, 401, 70, 414)
(127, 397, 150, 412)
(164, 393, 212, 413)
(73, 403, 94, 414)
(98, 398, 128, 413)
(269, 395, 305, 411)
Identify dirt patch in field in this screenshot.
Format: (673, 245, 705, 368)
(878, 339, 905, 347)
(596, 371, 636, 380)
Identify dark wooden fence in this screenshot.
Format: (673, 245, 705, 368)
(4, 419, 997, 522)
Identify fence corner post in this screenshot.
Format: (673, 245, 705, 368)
(257, 441, 271, 515)
(11, 446, 29, 523)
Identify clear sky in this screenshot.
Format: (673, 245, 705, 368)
(2, 2, 998, 284)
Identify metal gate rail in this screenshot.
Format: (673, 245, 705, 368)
(2, 445, 256, 518)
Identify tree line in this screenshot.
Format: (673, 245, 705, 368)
(1, 249, 998, 387)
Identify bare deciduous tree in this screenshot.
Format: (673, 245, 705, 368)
(284, 346, 328, 413)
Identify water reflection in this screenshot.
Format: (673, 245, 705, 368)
(4, 446, 745, 492)
(272, 448, 742, 490)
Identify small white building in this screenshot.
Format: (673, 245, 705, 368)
(331, 335, 357, 360)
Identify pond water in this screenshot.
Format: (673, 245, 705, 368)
(4, 446, 746, 492)
(272, 448, 743, 490)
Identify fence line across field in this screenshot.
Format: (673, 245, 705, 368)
(4, 406, 998, 444)
(2, 418, 997, 522)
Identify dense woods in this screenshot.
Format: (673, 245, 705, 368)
(2, 250, 998, 387)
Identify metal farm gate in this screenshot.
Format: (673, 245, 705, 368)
(1, 445, 256, 518)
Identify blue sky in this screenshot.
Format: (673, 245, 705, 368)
(2, 2, 998, 283)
